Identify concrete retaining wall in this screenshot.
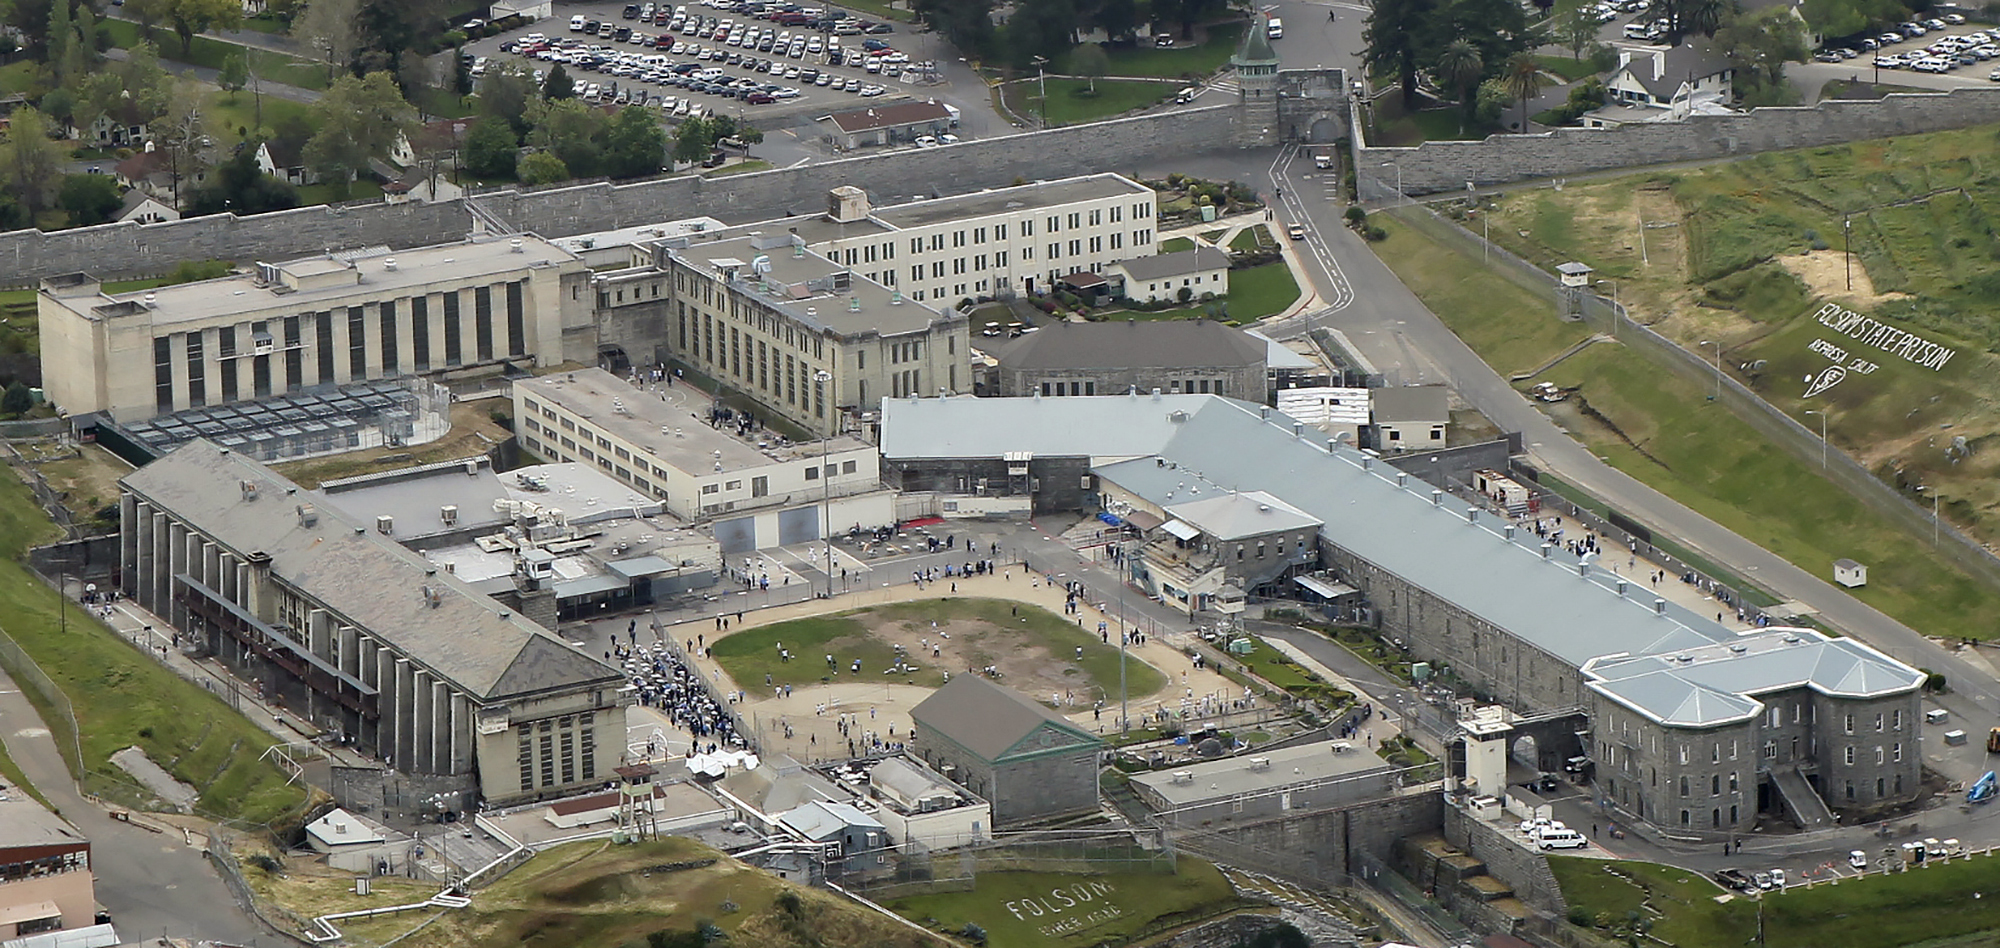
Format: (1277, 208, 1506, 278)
(1173, 790, 1443, 889)
(0, 106, 1242, 284)
(1356, 87, 2000, 198)
(1441, 805, 1567, 915)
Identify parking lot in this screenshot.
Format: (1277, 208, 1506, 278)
(1601, 2, 2000, 91)
(463, 0, 971, 134)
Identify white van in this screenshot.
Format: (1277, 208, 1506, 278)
(1538, 829, 1588, 850)
(1266, 16, 1283, 38)
(571, 14, 587, 30)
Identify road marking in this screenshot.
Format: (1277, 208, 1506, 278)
(1268, 143, 1356, 314)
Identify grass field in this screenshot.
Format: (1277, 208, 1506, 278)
(1477, 121, 2000, 570)
(1373, 213, 1996, 637)
(0, 471, 305, 824)
(1533, 54, 1602, 82)
(1231, 637, 1351, 705)
(887, 861, 1242, 948)
(0, 61, 39, 96)
(102, 20, 329, 91)
(712, 598, 1167, 701)
(201, 91, 313, 150)
(1160, 236, 1196, 252)
(1228, 224, 1271, 251)
(1102, 23, 1245, 78)
(1005, 78, 1174, 126)
(1554, 855, 2000, 948)
(1371, 105, 1499, 146)
(1119, 259, 1299, 323)
(330, 837, 937, 948)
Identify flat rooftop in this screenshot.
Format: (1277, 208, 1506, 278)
(549, 217, 727, 255)
(661, 233, 949, 337)
(0, 776, 86, 852)
(871, 173, 1152, 230)
(1130, 741, 1394, 807)
(318, 459, 669, 538)
(516, 368, 873, 475)
(709, 213, 896, 248)
(51, 236, 580, 327)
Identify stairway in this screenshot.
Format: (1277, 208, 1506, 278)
(1770, 766, 1837, 830)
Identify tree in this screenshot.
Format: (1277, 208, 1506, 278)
(1435, 39, 1483, 120)
(1654, 0, 1724, 42)
(1714, 6, 1806, 106)
(149, 78, 209, 208)
(0, 108, 66, 218)
(672, 115, 711, 166)
(291, 0, 359, 82)
(1553, 0, 1600, 59)
(516, 150, 569, 185)
(153, 0, 242, 57)
(186, 142, 299, 215)
(218, 51, 249, 99)
(45, 0, 73, 83)
(74, 41, 174, 137)
(543, 63, 574, 100)
(477, 66, 538, 135)
(526, 96, 607, 176)
(304, 71, 413, 193)
(1501, 52, 1542, 131)
(602, 106, 666, 179)
(1363, 0, 1437, 110)
(462, 118, 518, 177)
(1066, 43, 1108, 94)
(1, 381, 32, 417)
(58, 172, 123, 224)
(1094, 0, 1138, 42)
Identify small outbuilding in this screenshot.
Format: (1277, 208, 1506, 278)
(1834, 558, 1867, 588)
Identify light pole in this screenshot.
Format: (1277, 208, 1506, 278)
(1698, 340, 1722, 402)
(1843, 214, 1853, 291)
(816, 370, 834, 599)
(1804, 409, 1828, 468)
(1030, 55, 1049, 129)
(1379, 160, 1403, 206)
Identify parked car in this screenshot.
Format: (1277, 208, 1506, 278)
(1849, 850, 1868, 870)
(1713, 868, 1755, 892)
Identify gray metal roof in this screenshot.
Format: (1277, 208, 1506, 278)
(1163, 490, 1320, 541)
(122, 441, 623, 703)
(1129, 741, 1391, 807)
(0, 783, 86, 850)
(870, 173, 1151, 230)
(878, 392, 1247, 462)
(1110, 247, 1230, 282)
(1582, 628, 1922, 726)
(911, 675, 1101, 762)
(1370, 385, 1450, 423)
(779, 800, 883, 840)
(994, 319, 1266, 372)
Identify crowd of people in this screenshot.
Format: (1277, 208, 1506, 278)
(612, 634, 743, 757)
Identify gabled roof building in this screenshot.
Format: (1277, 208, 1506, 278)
(120, 440, 630, 805)
(911, 676, 1105, 826)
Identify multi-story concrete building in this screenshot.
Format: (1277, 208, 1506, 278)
(603, 230, 970, 438)
(875, 394, 1927, 836)
(41, 235, 594, 422)
(0, 778, 95, 941)
(120, 440, 629, 805)
(513, 368, 893, 548)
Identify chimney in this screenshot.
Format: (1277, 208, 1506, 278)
(1616, 578, 1629, 597)
(1395, 472, 1409, 488)
(510, 237, 524, 253)
(245, 551, 276, 624)
(1260, 406, 1271, 419)
(1503, 524, 1515, 540)
(1293, 422, 1304, 438)
(1465, 507, 1477, 524)
(384, 258, 398, 271)
(1578, 560, 1590, 579)
(1430, 489, 1443, 506)
(1541, 543, 1553, 559)
(1654, 597, 1667, 616)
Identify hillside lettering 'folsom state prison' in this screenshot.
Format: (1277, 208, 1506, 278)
(1813, 303, 1958, 370)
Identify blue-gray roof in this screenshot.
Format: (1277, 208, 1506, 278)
(878, 393, 1249, 462)
(1582, 629, 1922, 726)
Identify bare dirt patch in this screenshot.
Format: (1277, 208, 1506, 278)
(1774, 250, 1908, 308)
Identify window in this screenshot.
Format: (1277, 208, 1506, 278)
(1874, 713, 1884, 732)
(1844, 714, 1854, 734)
(380, 300, 399, 373)
(1875, 746, 1884, 765)
(1678, 776, 1689, 797)
(805, 466, 819, 480)
(1844, 746, 1855, 765)
(1729, 772, 1739, 791)
(1893, 742, 1902, 762)
(1763, 740, 1776, 759)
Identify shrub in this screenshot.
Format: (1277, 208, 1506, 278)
(1345, 206, 1367, 226)
(1364, 225, 1388, 242)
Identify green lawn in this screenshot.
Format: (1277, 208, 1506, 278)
(1534, 54, 1602, 82)
(1102, 22, 1245, 78)
(1374, 213, 1998, 638)
(887, 861, 1241, 948)
(1372, 106, 1499, 146)
(1226, 259, 1299, 319)
(1160, 236, 1196, 252)
(1006, 78, 1175, 126)
(201, 91, 311, 149)
(0, 473, 306, 825)
(710, 598, 1167, 699)
(1554, 855, 2000, 948)
(1231, 636, 1351, 705)
(103, 20, 329, 91)
(0, 61, 40, 96)
(1227, 224, 1271, 251)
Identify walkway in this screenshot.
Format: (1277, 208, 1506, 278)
(0, 668, 267, 943)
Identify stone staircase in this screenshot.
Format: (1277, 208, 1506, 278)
(1401, 833, 1535, 934)
(1220, 865, 1372, 946)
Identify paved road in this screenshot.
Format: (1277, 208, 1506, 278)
(104, 45, 323, 104)
(0, 668, 269, 945)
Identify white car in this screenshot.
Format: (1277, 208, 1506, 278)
(1945, 12, 1966, 23)
(913, 135, 939, 147)
(938, 132, 959, 144)
(1849, 850, 1868, 870)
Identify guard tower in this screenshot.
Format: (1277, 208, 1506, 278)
(1458, 705, 1514, 801)
(616, 763, 660, 839)
(1232, 15, 1282, 147)
(1557, 262, 1594, 321)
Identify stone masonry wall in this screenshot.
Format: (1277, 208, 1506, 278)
(1441, 805, 1567, 915)
(1357, 87, 2000, 198)
(0, 106, 1241, 285)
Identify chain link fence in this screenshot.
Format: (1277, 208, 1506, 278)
(0, 622, 83, 783)
(1386, 203, 2000, 601)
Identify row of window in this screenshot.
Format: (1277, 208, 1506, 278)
(150, 283, 527, 414)
(515, 713, 598, 791)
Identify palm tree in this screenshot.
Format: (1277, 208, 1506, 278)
(1502, 53, 1544, 132)
(1436, 39, 1484, 126)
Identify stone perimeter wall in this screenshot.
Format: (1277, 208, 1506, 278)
(0, 105, 1241, 285)
(1356, 86, 2000, 198)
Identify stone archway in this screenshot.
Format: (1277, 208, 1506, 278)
(1510, 734, 1540, 769)
(1309, 116, 1337, 143)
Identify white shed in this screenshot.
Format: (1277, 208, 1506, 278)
(1833, 558, 1867, 588)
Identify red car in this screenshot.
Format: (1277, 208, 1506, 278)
(746, 92, 776, 104)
